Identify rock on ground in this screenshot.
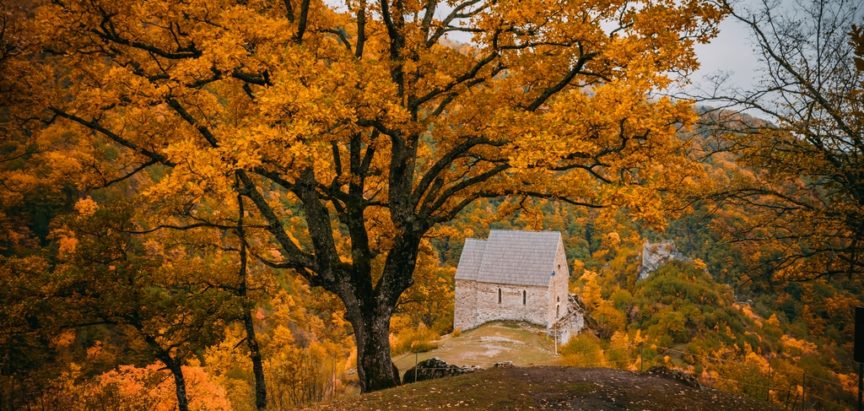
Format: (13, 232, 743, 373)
(403, 357, 478, 383)
(645, 366, 702, 389)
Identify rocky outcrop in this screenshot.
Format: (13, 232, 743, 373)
(645, 366, 701, 389)
(638, 240, 687, 280)
(403, 358, 478, 383)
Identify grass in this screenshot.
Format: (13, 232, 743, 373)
(392, 321, 559, 378)
(311, 323, 774, 410)
(310, 366, 775, 410)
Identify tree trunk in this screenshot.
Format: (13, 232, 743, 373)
(166, 361, 190, 411)
(348, 308, 400, 393)
(343, 234, 420, 393)
(243, 309, 268, 410)
(236, 193, 268, 409)
(145, 333, 190, 411)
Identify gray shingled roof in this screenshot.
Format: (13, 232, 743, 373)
(454, 238, 486, 281)
(455, 230, 562, 286)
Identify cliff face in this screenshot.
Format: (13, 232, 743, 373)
(638, 241, 686, 280)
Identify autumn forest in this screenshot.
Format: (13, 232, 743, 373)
(0, 0, 862, 409)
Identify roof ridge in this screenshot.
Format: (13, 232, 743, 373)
(455, 230, 565, 286)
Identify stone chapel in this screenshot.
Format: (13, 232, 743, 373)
(452, 230, 575, 333)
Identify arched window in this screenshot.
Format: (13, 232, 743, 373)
(556, 304, 560, 317)
(498, 288, 502, 304)
(522, 290, 526, 305)
(557, 296, 560, 303)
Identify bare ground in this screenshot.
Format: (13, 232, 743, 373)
(392, 321, 558, 376)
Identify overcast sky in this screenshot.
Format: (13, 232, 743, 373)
(690, 16, 760, 93)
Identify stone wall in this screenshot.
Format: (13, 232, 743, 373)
(453, 278, 478, 330)
(554, 295, 587, 344)
(453, 280, 549, 330)
(545, 241, 570, 326)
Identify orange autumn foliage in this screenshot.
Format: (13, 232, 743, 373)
(6, 0, 725, 392)
(35, 363, 232, 411)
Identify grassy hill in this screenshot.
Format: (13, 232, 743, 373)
(370, 321, 773, 410)
(311, 366, 772, 410)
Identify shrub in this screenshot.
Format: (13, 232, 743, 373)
(560, 333, 605, 367)
(392, 324, 440, 355)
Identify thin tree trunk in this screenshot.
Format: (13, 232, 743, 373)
(244, 309, 267, 409)
(143, 331, 190, 411)
(237, 190, 268, 409)
(166, 360, 190, 411)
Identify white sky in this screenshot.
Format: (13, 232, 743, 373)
(690, 16, 760, 94)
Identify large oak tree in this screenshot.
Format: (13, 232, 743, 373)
(15, 0, 722, 393)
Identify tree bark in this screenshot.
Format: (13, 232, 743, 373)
(244, 309, 268, 410)
(347, 307, 400, 393)
(237, 190, 268, 409)
(142, 331, 190, 411)
(165, 360, 190, 411)
(342, 234, 420, 392)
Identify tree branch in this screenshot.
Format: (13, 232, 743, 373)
(49, 108, 175, 166)
(525, 51, 597, 111)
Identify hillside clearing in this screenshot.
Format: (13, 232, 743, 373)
(392, 321, 558, 375)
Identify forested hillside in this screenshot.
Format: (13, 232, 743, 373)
(3, 126, 860, 409)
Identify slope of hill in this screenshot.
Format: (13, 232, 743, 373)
(311, 366, 772, 410)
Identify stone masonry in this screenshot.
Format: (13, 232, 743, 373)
(453, 230, 573, 332)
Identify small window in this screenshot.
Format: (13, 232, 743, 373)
(556, 304, 560, 317)
(522, 290, 526, 305)
(558, 264, 561, 271)
(498, 288, 502, 304)
(557, 296, 560, 303)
